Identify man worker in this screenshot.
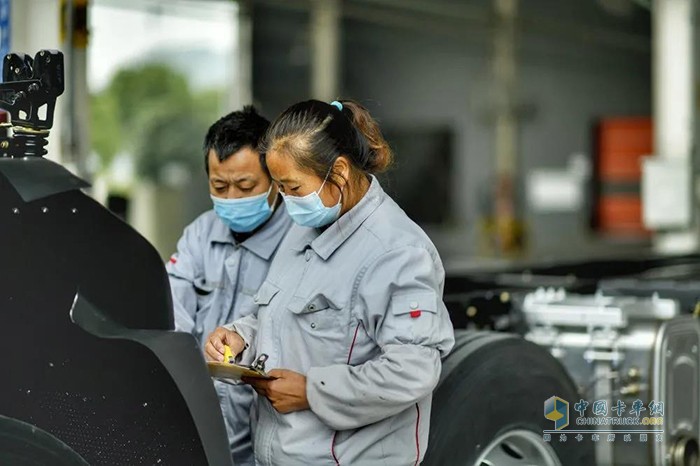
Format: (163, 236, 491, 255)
(166, 106, 292, 466)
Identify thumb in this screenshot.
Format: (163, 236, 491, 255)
(211, 330, 226, 352)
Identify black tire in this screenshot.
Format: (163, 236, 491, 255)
(0, 415, 89, 466)
(439, 331, 509, 382)
(425, 332, 595, 466)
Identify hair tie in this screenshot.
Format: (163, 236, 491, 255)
(330, 100, 343, 111)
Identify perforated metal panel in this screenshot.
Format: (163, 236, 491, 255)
(0, 163, 232, 466)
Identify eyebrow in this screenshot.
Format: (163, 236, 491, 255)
(210, 176, 254, 183)
(277, 177, 299, 184)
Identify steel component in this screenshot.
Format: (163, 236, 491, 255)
(475, 429, 562, 466)
(653, 316, 700, 466)
(0, 50, 64, 158)
(0, 50, 88, 202)
(669, 436, 699, 466)
(523, 288, 700, 466)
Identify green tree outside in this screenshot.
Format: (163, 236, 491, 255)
(90, 63, 223, 185)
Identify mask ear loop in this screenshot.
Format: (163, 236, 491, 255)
(266, 182, 280, 212)
(318, 161, 345, 208)
(317, 164, 333, 193)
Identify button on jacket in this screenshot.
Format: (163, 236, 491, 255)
(167, 204, 292, 466)
(228, 177, 455, 466)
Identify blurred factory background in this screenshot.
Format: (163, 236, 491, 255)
(7, 0, 697, 272)
(5, 3, 700, 465)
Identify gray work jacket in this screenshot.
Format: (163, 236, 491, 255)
(229, 177, 455, 466)
(167, 205, 292, 465)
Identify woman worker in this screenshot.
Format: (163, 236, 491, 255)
(205, 99, 455, 465)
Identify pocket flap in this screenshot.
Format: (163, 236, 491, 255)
(254, 281, 280, 305)
(390, 291, 438, 316)
(287, 293, 341, 315)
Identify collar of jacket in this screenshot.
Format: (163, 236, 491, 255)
(288, 175, 386, 261)
(209, 199, 291, 260)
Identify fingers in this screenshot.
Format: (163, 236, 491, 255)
(244, 376, 300, 414)
(211, 330, 226, 354)
(204, 327, 229, 362)
(243, 377, 270, 397)
(242, 369, 308, 414)
(204, 340, 223, 362)
(275, 404, 292, 414)
(244, 377, 272, 389)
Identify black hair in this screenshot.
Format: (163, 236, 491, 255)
(262, 99, 393, 186)
(203, 105, 270, 174)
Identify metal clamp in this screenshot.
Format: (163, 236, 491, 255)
(251, 354, 269, 373)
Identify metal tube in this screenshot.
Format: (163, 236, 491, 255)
(647, 0, 698, 252)
(310, 0, 340, 101)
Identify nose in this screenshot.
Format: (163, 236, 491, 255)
(224, 186, 238, 199)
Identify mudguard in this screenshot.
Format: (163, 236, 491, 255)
(0, 160, 233, 466)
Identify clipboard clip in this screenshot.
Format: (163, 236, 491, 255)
(251, 353, 269, 373)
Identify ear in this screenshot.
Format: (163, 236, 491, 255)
(333, 156, 352, 188)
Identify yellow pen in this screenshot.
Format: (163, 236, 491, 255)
(223, 345, 234, 364)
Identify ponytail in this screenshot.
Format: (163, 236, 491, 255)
(340, 100, 393, 173)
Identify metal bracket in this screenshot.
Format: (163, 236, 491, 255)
(251, 354, 269, 373)
(0, 50, 64, 158)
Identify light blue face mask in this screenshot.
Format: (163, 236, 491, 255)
(281, 172, 342, 228)
(211, 185, 274, 233)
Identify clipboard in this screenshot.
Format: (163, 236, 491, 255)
(207, 362, 275, 380)
(207, 353, 275, 381)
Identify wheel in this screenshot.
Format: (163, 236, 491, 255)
(0, 415, 88, 466)
(425, 332, 594, 466)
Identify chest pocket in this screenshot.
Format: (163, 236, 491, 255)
(254, 281, 280, 307)
(287, 293, 346, 333)
(235, 286, 258, 319)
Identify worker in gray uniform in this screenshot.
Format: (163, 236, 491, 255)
(167, 106, 292, 466)
(206, 99, 455, 465)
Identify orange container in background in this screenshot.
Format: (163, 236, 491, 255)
(594, 117, 653, 236)
(597, 196, 644, 234)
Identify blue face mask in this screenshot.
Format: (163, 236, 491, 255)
(211, 185, 274, 233)
(281, 173, 342, 228)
